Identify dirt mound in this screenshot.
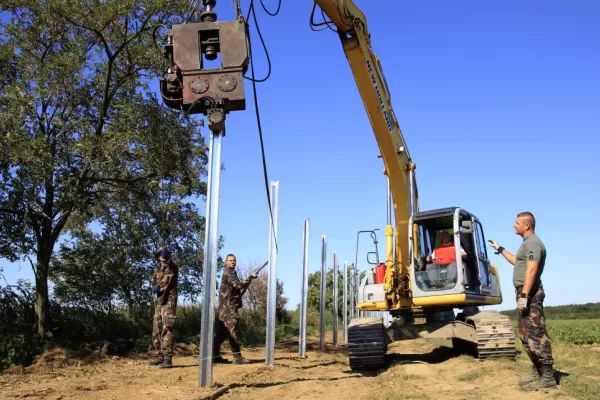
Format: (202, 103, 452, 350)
(174, 342, 198, 356)
(23, 345, 104, 373)
(33, 347, 78, 369)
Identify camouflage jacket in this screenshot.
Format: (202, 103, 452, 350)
(218, 267, 251, 317)
(151, 260, 179, 306)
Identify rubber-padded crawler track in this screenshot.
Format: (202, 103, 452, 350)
(466, 311, 517, 359)
(347, 317, 387, 370)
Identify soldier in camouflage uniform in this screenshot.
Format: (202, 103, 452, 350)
(149, 248, 179, 368)
(213, 254, 258, 364)
(489, 212, 557, 390)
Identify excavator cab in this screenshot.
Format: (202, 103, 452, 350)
(409, 207, 502, 305)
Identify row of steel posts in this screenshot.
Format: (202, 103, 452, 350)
(198, 153, 362, 386)
(302, 223, 361, 356)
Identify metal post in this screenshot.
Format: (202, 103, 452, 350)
(349, 263, 354, 321)
(265, 181, 279, 367)
(319, 235, 327, 351)
(299, 219, 309, 357)
(354, 267, 361, 318)
(343, 261, 347, 344)
(198, 130, 223, 388)
(353, 234, 360, 319)
(332, 252, 338, 349)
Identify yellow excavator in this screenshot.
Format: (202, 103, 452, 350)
(158, 0, 517, 370)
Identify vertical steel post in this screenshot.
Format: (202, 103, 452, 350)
(299, 219, 309, 357)
(265, 181, 279, 367)
(353, 234, 360, 319)
(343, 261, 347, 344)
(349, 263, 354, 321)
(354, 268, 361, 318)
(332, 252, 338, 348)
(319, 235, 327, 351)
(198, 130, 223, 388)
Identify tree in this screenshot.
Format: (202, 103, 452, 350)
(49, 180, 226, 322)
(237, 263, 289, 323)
(0, 0, 201, 340)
(306, 266, 365, 318)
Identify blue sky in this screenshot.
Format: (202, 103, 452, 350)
(2, 1, 599, 312)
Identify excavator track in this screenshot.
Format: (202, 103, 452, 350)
(347, 317, 387, 370)
(463, 311, 517, 359)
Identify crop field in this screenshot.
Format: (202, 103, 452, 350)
(546, 319, 600, 345)
(511, 319, 600, 345)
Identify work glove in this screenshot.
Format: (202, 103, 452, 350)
(488, 240, 500, 250)
(517, 296, 528, 312)
(152, 284, 161, 294)
(488, 240, 504, 254)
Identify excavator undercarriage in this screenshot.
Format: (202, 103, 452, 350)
(347, 309, 517, 371)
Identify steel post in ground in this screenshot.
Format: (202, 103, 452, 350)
(332, 252, 338, 348)
(319, 235, 327, 351)
(299, 219, 309, 358)
(198, 129, 223, 388)
(265, 181, 279, 367)
(342, 261, 347, 344)
(349, 263, 354, 321)
(355, 270, 360, 318)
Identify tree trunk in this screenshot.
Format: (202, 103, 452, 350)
(125, 292, 136, 323)
(34, 250, 51, 341)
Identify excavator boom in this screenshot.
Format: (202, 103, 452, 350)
(316, 0, 416, 307)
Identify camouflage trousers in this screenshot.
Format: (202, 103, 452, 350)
(516, 285, 554, 365)
(152, 298, 177, 359)
(213, 312, 241, 356)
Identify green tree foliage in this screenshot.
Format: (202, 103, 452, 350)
(0, 0, 204, 340)
(0, 281, 39, 371)
(306, 266, 365, 318)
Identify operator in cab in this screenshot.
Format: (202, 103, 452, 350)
(425, 230, 466, 287)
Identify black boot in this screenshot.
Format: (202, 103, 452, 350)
(149, 356, 164, 366)
(522, 364, 557, 390)
(158, 357, 173, 368)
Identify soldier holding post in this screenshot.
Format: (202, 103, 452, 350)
(213, 254, 259, 364)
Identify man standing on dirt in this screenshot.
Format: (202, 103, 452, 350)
(149, 248, 179, 368)
(488, 211, 557, 391)
(213, 253, 258, 364)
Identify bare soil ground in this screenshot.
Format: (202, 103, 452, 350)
(0, 332, 575, 400)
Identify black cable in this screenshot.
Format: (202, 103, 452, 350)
(309, 2, 335, 32)
(259, 0, 282, 16)
(245, 0, 278, 253)
(244, 1, 272, 82)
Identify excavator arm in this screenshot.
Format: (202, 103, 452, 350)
(315, 0, 417, 307)
(158, 0, 417, 308)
